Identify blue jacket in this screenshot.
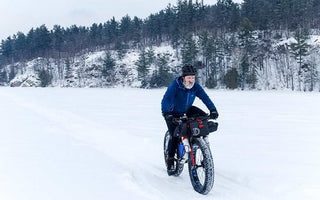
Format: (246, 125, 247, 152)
(161, 77, 216, 116)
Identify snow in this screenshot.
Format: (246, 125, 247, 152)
(0, 88, 320, 200)
(274, 37, 297, 47)
(309, 35, 320, 46)
(274, 34, 320, 47)
(85, 51, 105, 63)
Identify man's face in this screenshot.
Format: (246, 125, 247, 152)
(183, 75, 195, 89)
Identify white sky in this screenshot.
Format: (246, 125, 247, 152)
(0, 0, 243, 41)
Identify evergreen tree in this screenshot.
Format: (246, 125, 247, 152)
(9, 66, 16, 81)
(102, 52, 116, 78)
(38, 68, 52, 87)
(131, 16, 143, 46)
(199, 33, 219, 86)
(176, 0, 191, 33)
(64, 58, 72, 79)
(311, 0, 320, 29)
(13, 32, 27, 60)
(34, 25, 52, 56)
(224, 68, 239, 89)
(290, 28, 310, 90)
(242, 0, 272, 30)
(26, 28, 36, 57)
(52, 25, 65, 56)
(115, 41, 127, 60)
(302, 61, 318, 91)
(290, 28, 310, 67)
(206, 74, 218, 89)
(1, 37, 13, 59)
(181, 34, 198, 65)
(119, 15, 132, 42)
(0, 71, 7, 83)
(198, 32, 211, 79)
(146, 48, 156, 65)
(150, 53, 173, 88)
(103, 17, 119, 44)
(238, 18, 257, 89)
(136, 50, 150, 87)
(215, 0, 240, 32)
(239, 56, 249, 89)
(89, 23, 100, 46)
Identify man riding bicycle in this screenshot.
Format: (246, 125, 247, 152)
(161, 64, 219, 175)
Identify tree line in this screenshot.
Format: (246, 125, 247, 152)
(1, 0, 319, 64)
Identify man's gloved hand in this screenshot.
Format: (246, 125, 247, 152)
(210, 108, 219, 119)
(163, 113, 173, 121)
(163, 113, 181, 125)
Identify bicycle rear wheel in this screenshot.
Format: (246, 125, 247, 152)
(164, 131, 184, 176)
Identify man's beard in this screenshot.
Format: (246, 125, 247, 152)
(183, 80, 194, 89)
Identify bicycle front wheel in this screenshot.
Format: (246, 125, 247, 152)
(188, 138, 214, 195)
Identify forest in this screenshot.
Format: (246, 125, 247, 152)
(1, 0, 320, 91)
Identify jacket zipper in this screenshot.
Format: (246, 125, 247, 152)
(186, 91, 190, 110)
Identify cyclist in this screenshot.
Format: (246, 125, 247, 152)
(161, 64, 219, 175)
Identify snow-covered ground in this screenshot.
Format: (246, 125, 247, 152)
(0, 88, 319, 200)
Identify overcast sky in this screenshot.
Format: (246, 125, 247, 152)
(0, 0, 243, 41)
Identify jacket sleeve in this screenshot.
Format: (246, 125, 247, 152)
(195, 83, 216, 111)
(161, 80, 177, 115)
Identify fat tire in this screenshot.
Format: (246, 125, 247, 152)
(188, 138, 214, 195)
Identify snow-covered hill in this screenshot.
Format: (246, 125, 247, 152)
(1, 32, 320, 91)
(0, 88, 319, 199)
(4, 45, 180, 88)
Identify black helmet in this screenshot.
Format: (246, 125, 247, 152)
(182, 64, 196, 76)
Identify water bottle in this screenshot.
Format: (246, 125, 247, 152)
(178, 142, 185, 157)
(182, 136, 190, 153)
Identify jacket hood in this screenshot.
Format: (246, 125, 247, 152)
(175, 77, 185, 90)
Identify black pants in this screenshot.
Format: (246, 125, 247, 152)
(164, 106, 207, 168)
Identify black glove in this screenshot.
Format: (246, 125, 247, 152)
(163, 113, 181, 125)
(163, 113, 174, 121)
(210, 109, 219, 119)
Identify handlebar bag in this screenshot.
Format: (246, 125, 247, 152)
(173, 117, 218, 137)
(208, 121, 218, 133)
(189, 117, 210, 136)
